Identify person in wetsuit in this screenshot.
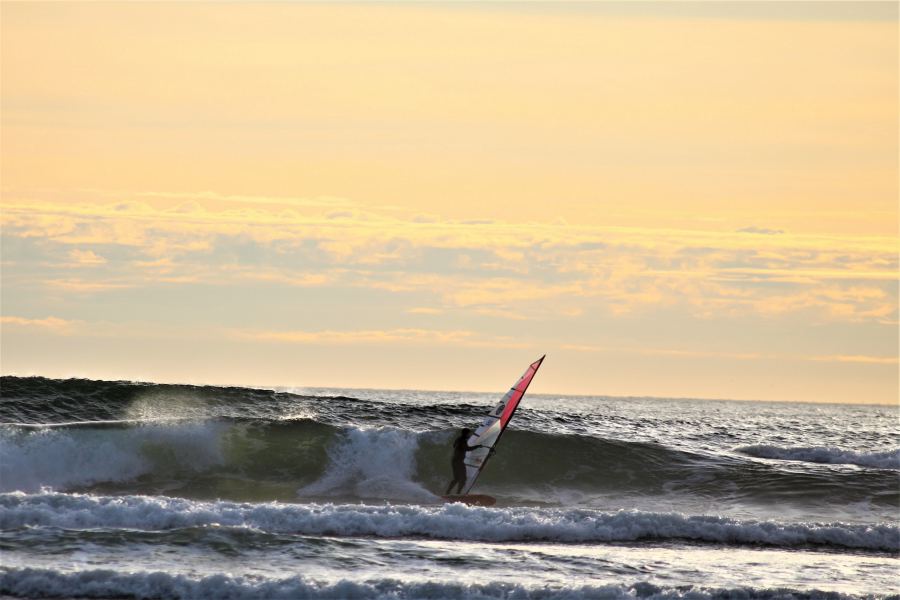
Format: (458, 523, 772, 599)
(444, 427, 483, 495)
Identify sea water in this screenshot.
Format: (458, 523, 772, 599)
(0, 376, 897, 599)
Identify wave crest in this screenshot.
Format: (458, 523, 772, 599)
(0, 567, 877, 600)
(737, 445, 900, 470)
(2, 492, 896, 552)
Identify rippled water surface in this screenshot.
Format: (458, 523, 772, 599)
(1, 376, 897, 599)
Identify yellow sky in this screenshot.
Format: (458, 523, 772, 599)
(1, 2, 897, 403)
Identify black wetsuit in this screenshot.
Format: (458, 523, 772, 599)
(445, 434, 479, 495)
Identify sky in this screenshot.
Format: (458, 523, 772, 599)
(1, 2, 897, 404)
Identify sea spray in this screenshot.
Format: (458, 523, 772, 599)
(298, 426, 437, 502)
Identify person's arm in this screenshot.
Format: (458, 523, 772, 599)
(470, 443, 497, 456)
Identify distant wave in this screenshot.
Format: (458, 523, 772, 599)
(0, 567, 886, 600)
(0, 375, 322, 424)
(737, 445, 900, 470)
(2, 492, 897, 552)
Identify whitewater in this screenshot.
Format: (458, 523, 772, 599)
(0, 376, 897, 599)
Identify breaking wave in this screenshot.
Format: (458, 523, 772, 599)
(737, 445, 900, 470)
(2, 492, 897, 552)
(1, 418, 897, 511)
(2, 376, 897, 516)
(2, 567, 884, 600)
(0, 421, 228, 493)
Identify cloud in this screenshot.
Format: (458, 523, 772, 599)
(801, 352, 897, 365)
(228, 268, 332, 287)
(716, 267, 896, 282)
(562, 343, 897, 366)
(46, 279, 134, 293)
(325, 210, 357, 220)
(738, 226, 785, 235)
(407, 307, 443, 315)
(562, 343, 763, 361)
(68, 249, 107, 265)
(0, 316, 80, 334)
(808, 354, 898, 365)
(234, 327, 529, 349)
(128, 189, 358, 210)
(2, 192, 896, 324)
(446, 279, 583, 308)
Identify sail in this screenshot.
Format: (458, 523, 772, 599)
(459, 355, 545, 495)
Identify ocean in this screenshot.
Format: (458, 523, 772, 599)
(0, 375, 897, 599)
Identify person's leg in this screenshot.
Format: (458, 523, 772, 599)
(446, 460, 462, 495)
(452, 461, 467, 495)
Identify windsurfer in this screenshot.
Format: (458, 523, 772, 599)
(444, 427, 483, 495)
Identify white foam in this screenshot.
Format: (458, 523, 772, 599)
(737, 445, 900, 470)
(0, 422, 226, 493)
(298, 426, 438, 502)
(2, 492, 896, 552)
(0, 567, 865, 600)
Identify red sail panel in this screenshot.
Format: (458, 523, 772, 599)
(497, 356, 543, 427)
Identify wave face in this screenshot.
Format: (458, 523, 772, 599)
(3, 492, 896, 551)
(2, 419, 898, 514)
(0, 567, 879, 600)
